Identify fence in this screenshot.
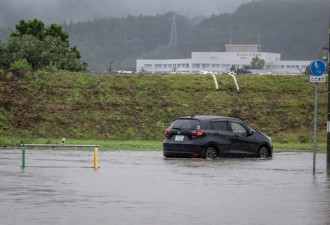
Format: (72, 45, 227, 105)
(20, 144, 100, 170)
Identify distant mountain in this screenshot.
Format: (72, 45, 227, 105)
(188, 0, 328, 61)
(1, 0, 327, 71)
(62, 13, 195, 71)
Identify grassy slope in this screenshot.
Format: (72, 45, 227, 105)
(1, 138, 326, 153)
(0, 70, 327, 150)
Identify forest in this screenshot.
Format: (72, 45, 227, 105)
(0, 0, 328, 71)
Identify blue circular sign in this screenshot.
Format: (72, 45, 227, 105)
(310, 60, 326, 76)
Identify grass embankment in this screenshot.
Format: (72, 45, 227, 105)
(0, 70, 328, 151)
(0, 137, 326, 153)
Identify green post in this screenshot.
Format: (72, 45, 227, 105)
(22, 145, 25, 169)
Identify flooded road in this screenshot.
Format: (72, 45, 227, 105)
(0, 150, 329, 225)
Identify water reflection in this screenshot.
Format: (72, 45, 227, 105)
(0, 150, 329, 225)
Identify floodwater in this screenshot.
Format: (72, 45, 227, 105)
(0, 150, 329, 225)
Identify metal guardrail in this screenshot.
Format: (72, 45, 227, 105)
(20, 144, 100, 170)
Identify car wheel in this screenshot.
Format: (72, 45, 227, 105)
(259, 147, 270, 159)
(204, 147, 217, 160)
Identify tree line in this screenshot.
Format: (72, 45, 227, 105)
(61, 0, 327, 71)
(0, 0, 327, 72)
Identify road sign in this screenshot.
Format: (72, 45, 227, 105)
(310, 60, 326, 76)
(309, 59, 327, 174)
(309, 75, 326, 83)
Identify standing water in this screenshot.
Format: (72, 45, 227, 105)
(0, 149, 329, 225)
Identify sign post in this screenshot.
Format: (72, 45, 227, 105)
(309, 60, 326, 175)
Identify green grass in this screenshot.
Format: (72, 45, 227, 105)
(0, 71, 328, 143)
(1, 137, 327, 153)
(1, 137, 162, 150)
(273, 142, 327, 153)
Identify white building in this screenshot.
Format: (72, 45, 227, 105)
(136, 44, 311, 75)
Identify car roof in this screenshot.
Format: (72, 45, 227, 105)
(177, 115, 241, 121)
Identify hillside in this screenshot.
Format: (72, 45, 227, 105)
(0, 70, 327, 144)
(0, 0, 327, 72)
(63, 0, 327, 71)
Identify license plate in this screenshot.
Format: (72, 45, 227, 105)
(175, 135, 184, 141)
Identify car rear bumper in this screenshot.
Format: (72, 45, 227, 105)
(163, 143, 204, 157)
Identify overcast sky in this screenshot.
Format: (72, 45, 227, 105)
(0, 0, 254, 27)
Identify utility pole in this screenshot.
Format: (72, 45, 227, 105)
(327, 27, 330, 173)
(169, 12, 178, 47)
(108, 60, 114, 73)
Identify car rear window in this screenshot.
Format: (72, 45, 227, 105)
(170, 119, 200, 130)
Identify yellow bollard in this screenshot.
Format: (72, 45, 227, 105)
(94, 147, 98, 170)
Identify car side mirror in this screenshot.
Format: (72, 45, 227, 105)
(247, 130, 254, 136)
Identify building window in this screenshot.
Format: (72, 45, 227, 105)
(144, 64, 152, 68)
(192, 64, 200, 68)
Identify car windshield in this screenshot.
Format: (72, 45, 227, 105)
(170, 119, 200, 130)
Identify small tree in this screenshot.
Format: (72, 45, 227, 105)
(0, 19, 87, 71)
(11, 19, 45, 40)
(45, 24, 69, 43)
(230, 65, 251, 74)
(250, 56, 265, 69)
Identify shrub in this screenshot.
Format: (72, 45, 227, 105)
(0, 139, 8, 147)
(10, 59, 32, 70)
(6, 72, 13, 79)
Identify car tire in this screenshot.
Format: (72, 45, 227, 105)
(258, 146, 270, 159)
(204, 147, 217, 160)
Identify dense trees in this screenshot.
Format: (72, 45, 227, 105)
(59, 0, 327, 71)
(0, 19, 87, 71)
(61, 13, 193, 71)
(0, 0, 327, 72)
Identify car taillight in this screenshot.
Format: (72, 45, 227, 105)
(189, 130, 204, 137)
(165, 130, 170, 136)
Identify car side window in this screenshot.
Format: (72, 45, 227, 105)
(230, 122, 247, 133)
(212, 121, 229, 131)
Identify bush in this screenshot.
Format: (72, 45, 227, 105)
(10, 59, 32, 70)
(0, 139, 8, 147)
(6, 72, 13, 80)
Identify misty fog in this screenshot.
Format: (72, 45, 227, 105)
(0, 0, 251, 27)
